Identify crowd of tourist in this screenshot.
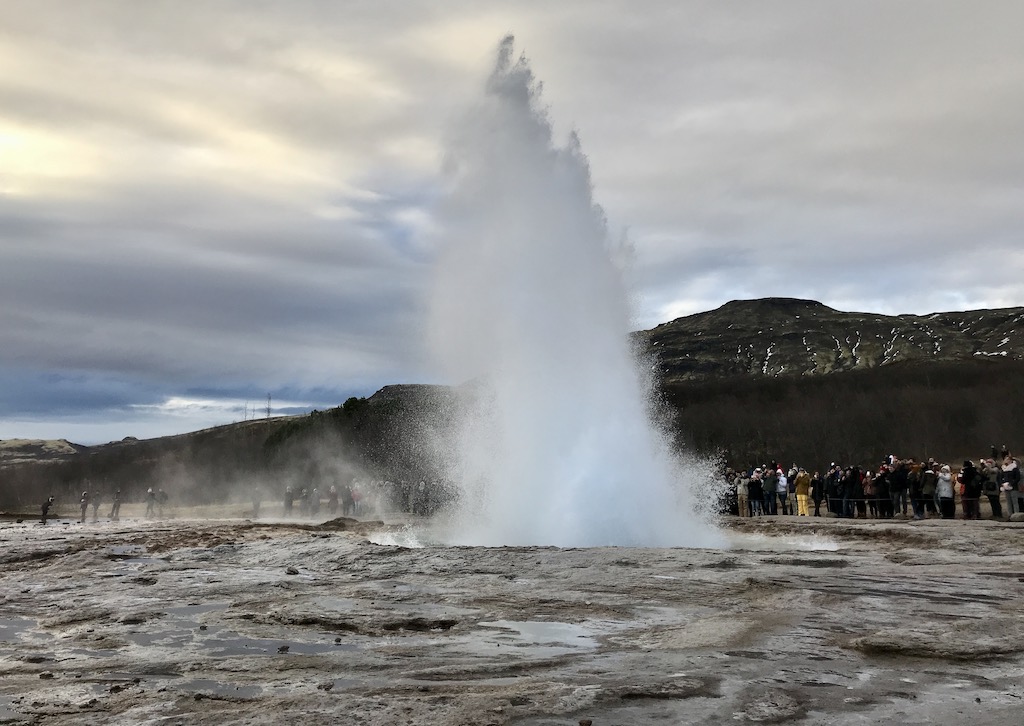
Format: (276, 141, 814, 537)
(725, 446, 1023, 521)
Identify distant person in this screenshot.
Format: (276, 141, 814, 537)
(156, 488, 168, 517)
(981, 457, 1002, 519)
(299, 488, 309, 517)
(91, 492, 101, 522)
(145, 488, 156, 517)
(109, 489, 122, 521)
(908, 462, 925, 520)
(352, 483, 363, 516)
(863, 470, 878, 518)
(874, 466, 891, 518)
(342, 483, 354, 516)
(937, 465, 956, 519)
(825, 465, 842, 516)
(890, 460, 910, 518)
(776, 469, 789, 515)
(810, 471, 824, 516)
(794, 468, 811, 516)
(283, 486, 294, 517)
(921, 464, 938, 517)
(79, 491, 90, 523)
(999, 449, 1022, 516)
(41, 496, 55, 525)
(327, 485, 339, 515)
(959, 460, 982, 520)
(735, 471, 749, 518)
(747, 469, 763, 515)
(310, 487, 320, 517)
(763, 469, 778, 515)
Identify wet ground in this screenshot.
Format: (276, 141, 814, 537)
(1, 509, 1023, 725)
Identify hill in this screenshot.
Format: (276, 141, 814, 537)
(641, 297, 1024, 382)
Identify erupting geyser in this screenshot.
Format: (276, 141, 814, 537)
(428, 37, 723, 548)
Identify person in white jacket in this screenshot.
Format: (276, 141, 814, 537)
(776, 469, 790, 515)
(936, 465, 956, 519)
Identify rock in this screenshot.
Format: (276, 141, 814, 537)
(277, 645, 289, 653)
(1009, 513, 1024, 523)
(39, 671, 54, 679)
(285, 566, 299, 575)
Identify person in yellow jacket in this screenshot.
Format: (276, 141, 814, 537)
(794, 467, 812, 516)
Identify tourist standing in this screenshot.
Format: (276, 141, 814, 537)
(736, 471, 750, 517)
(109, 489, 121, 521)
(921, 464, 938, 517)
(891, 460, 910, 518)
(776, 469, 789, 515)
(999, 450, 1022, 516)
(748, 469, 764, 516)
(810, 470, 824, 516)
(981, 458, 1002, 519)
(764, 468, 779, 515)
(79, 491, 90, 523)
(826, 465, 843, 516)
(794, 468, 811, 516)
(937, 465, 956, 519)
(875, 466, 892, 519)
(283, 485, 294, 517)
(959, 460, 982, 520)
(41, 496, 55, 525)
(863, 470, 877, 518)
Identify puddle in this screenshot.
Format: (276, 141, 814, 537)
(107, 545, 147, 558)
(479, 620, 598, 649)
(0, 616, 53, 645)
(176, 678, 262, 699)
(124, 624, 356, 656)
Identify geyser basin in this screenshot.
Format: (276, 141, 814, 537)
(427, 37, 723, 548)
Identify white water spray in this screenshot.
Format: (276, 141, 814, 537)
(428, 37, 723, 548)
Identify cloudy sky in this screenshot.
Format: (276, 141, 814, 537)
(2, 1, 1023, 444)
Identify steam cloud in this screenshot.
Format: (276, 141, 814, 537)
(427, 36, 724, 547)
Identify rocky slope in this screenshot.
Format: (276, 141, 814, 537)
(0, 439, 89, 466)
(641, 297, 1024, 383)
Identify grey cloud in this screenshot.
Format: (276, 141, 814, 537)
(2, 1, 1024, 440)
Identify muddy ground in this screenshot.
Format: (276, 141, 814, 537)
(1, 509, 1023, 725)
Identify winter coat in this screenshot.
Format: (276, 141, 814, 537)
(810, 476, 824, 501)
(999, 460, 1021, 491)
(891, 465, 910, 491)
(960, 464, 983, 498)
(794, 471, 811, 496)
(921, 470, 937, 496)
(936, 471, 954, 499)
(981, 464, 1001, 495)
